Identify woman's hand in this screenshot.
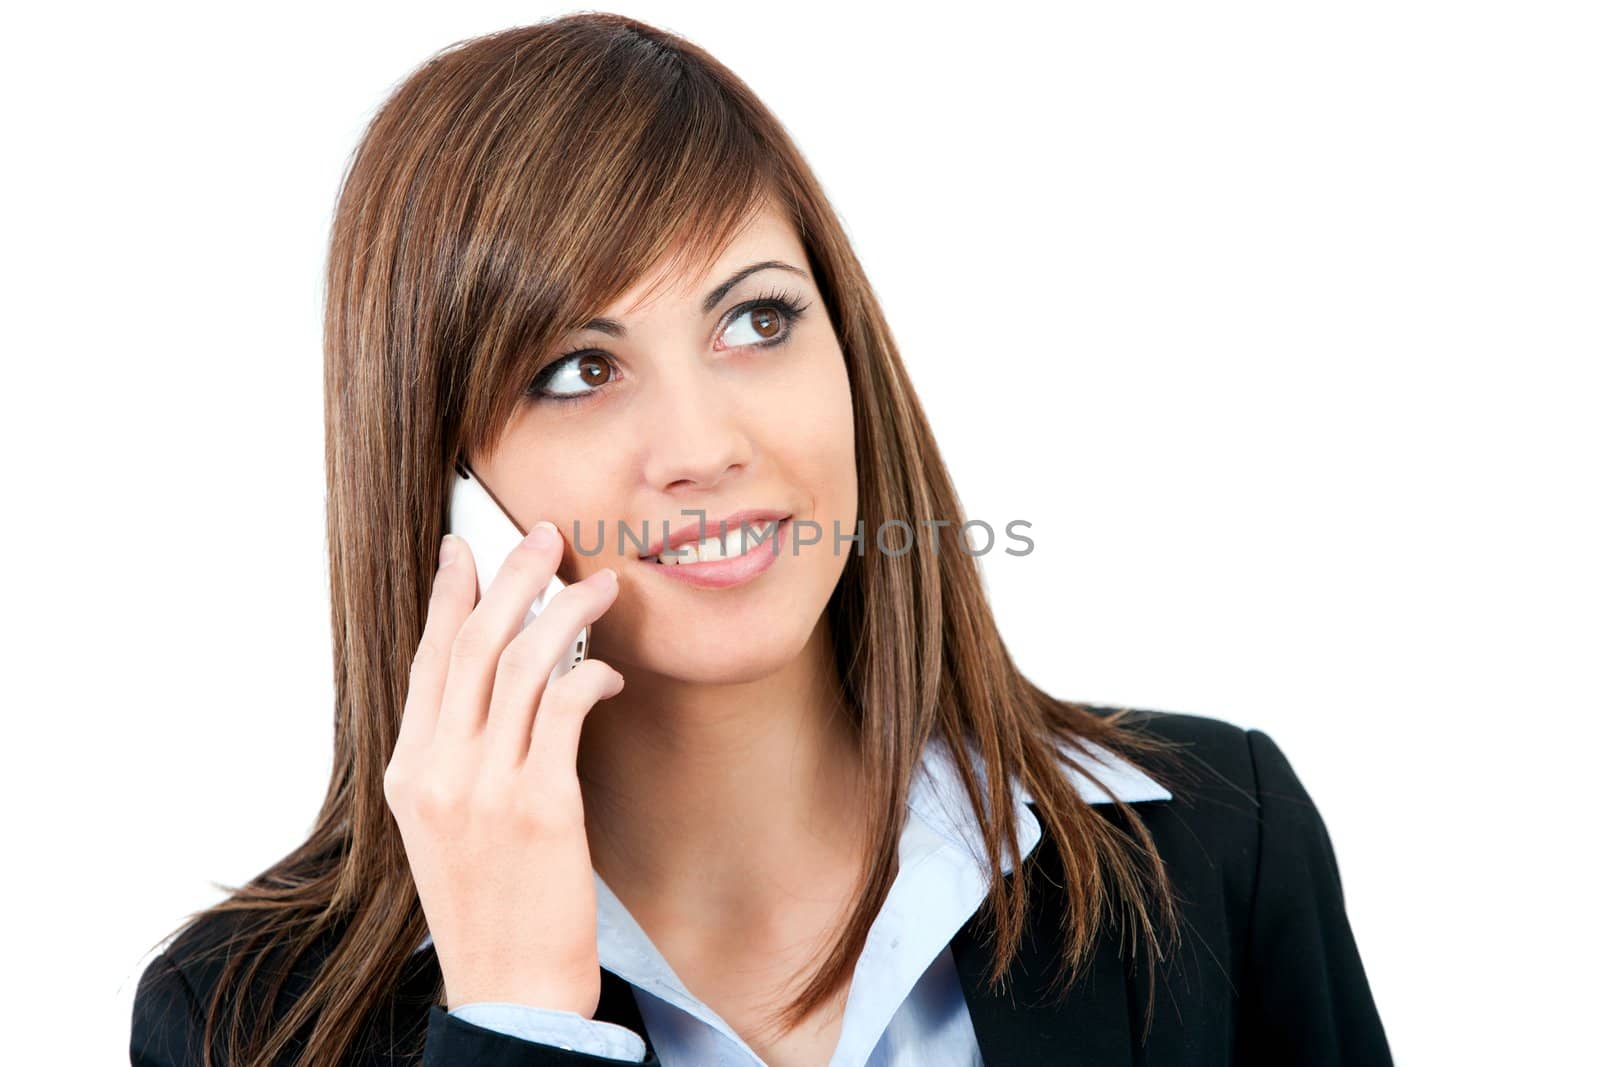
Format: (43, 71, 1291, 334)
(385, 522, 624, 1017)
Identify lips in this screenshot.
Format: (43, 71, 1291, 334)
(637, 508, 792, 561)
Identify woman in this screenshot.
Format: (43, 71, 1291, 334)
(130, 12, 1390, 1066)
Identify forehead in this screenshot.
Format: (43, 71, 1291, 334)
(608, 202, 806, 319)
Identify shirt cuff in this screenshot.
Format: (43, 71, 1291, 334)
(448, 1002, 648, 1061)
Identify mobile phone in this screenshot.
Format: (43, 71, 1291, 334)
(446, 459, 589, 688)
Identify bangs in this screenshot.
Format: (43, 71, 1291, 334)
(445, 25, 791, 460)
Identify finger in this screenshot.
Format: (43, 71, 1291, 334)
(396, 534, 479, 755)
(481, 567, 620, 770)
(434, 522, 564, 745)
(524, 657, 626, 786)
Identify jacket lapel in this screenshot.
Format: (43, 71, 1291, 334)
(947, 810, 1136, 1067)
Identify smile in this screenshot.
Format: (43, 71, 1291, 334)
(638, 516, 791, 589)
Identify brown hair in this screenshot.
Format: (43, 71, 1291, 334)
(147, 13, 1180, 1064)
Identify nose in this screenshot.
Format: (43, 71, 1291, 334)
(640, 356, 754, 493)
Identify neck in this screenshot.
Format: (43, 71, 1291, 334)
(576, 617, 867, 940)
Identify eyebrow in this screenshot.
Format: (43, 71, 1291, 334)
(577, 260, 809, 338)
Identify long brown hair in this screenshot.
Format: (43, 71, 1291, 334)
(147, 13, 1181, 1064)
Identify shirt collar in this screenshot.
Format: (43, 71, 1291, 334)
(410, 731, 1169, 957)
(905, 731, 1170, 877)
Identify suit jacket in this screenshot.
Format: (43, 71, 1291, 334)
(130, 709, 1393, 1065)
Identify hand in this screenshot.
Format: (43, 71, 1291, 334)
(385, 522, 624, 1016)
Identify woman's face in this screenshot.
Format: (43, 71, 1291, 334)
(468, 204, 857, 683)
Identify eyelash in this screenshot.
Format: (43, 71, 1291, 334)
(526, 288, 814, 405)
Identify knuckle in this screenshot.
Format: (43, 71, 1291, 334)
(427, 567, 457, 599)
(498, 623, 568, 681)
(410, 637, 448, 676)
(495, 636, 543, 679)
(507, 791, 547, 831)
(546, 659, 612, 701)
(414, 780, 465, 822)
(449, 624, 492, 665)
(512, 785, 582, 834)
(500, 546, 545, 578)
(382, 765, 410, 806)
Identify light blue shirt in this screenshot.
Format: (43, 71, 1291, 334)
(413, 734, 1170, 1064)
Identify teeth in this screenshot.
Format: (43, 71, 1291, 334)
(646, 520, 780, 565)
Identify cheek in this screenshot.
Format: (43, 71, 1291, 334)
(504, 456, 631, 584)
(788, 349, 856, 501)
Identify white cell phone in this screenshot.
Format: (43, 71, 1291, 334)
(446, 459, 589, 688)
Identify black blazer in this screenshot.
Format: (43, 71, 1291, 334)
(130, 709, 1392, 1065)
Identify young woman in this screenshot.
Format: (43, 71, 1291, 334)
(130, 13, 1390, 1066)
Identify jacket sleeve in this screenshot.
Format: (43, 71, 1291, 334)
(448, 1003, 647, 1061)
(424, 1007, 657, 1066)
(1239, 729, 1393, 1066)
(130, 949, 659, 1066)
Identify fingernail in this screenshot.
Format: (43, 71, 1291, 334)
(599, 567, 618, 587)
(439, 534, 458, 567)
(527, 521, 559, 550)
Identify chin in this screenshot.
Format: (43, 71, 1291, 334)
(637, 625, 815, 686)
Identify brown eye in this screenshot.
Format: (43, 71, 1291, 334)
(721, 297, 807, 349)
(575, 354, 611, 386)
(749, 306, 782, 340)
(528, 350, 618, 402)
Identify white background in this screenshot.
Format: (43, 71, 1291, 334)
(4, 2, 1593, 1063)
